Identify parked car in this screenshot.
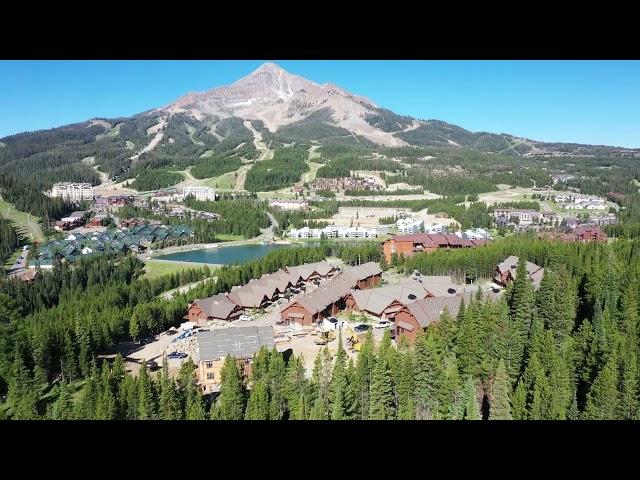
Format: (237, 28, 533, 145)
(167, 352, 187, 359)
(354, 324, 371, 333)
(375, 320, 392, 329)
(146, 360, 159, 371)
(240, 314, 254, 322)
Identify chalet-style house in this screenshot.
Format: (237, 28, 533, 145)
(344, 280, 431, 320)
(279, 262, 382, 326)
(185, 261, 340, 323)
(196, 326, 274, 393)
(184, 294, 243, 325)
(574, 226, 607, 242)
(393, 293, 474, 343)
(494, 256, 545, 289)
(382, 233, 488, 263)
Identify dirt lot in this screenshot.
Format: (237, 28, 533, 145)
(317, 206, 412, 228)
(315, 206, 460, 230)
(475, 186, 565, 205)
(105, 331, 189, 378)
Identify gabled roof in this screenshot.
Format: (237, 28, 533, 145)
(285, 261, 336, 282)
(193, 294, 239, 320)
(391, 233, 437, 246)
(197, 326, 274, 362)
(406, 292, 475, 328)
(342, 262, 382, 282)
(285, 271, 359, 316)
(227, 284, 270, 309)
(349, 280, 429, 315)
(496, 256, 545, 289)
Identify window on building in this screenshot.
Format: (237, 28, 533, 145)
(206, 361, 213, 368)
(206, 373, 215, 380)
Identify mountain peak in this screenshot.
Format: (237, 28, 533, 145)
(165, 62, 405, 146)
(254, 62, 283, 73)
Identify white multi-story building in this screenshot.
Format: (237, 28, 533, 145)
(269, 199, 308, 211)
(182, 187, 216, 202)
(396, 218, 424, 234)
(425, 223, 448, 234)
(289, 226, 377, 239)
(459, 228, 493, 240)
(51, 183, 94, 201)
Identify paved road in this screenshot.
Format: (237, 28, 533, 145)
(159, 277, 215, 300)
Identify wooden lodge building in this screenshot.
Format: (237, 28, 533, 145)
(185, 261, 340, 325)
(196, 326, 274, 393)
(280, 262, 382, 326)
(494, 255, 545, 290)
(393, 293, 474, 343)
(382, 233, 488, 263)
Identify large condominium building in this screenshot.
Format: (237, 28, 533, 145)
(289, 226, 378, 239)
(51, 183, 94, 201)
(397, 218, 424, 234)
(182, 187, 216, 202)
(269, 199, 309, 211)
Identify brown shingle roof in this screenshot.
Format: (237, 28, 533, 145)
(349, 280, 429, 315)
(343, 261, 382, 281)
(193, 294, 239, 320)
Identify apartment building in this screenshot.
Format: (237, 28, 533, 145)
(51, 182, 94, 201)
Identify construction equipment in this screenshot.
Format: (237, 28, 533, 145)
(314, 329, 336, 345)
(345, 325, 362, 352)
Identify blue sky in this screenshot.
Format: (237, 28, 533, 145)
(0, 60, 638, 147)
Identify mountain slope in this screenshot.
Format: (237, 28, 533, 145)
(1, 62, 639, 192)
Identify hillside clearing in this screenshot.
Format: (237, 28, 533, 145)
(0, 197, 45, 242)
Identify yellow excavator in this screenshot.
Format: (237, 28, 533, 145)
(314, 329, 336, 345)
(345, 325, 362, 352)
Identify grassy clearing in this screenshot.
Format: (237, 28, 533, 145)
(200, 170, 237, 190)
(216, 233, 245, 241)
(0, 198, 45, 242)
(143, 259, 214, 279)
(303, 161, 322, 183)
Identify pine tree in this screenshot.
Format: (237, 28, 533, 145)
(573, 320, 598, 409)
(52, 381, 75, 420)
(267, 349, 287, 420)
(369, 354, 395, 420)
(617, 339, 639, 420)
(489, 359, 512, 420)
(137, 361, 156, 420)
(185, 390, 206, 420)
(463, 376, 481, 420)
(414, 331, 443, 419)
(352, 331, 374, 419)
(121, 374, 139, 420)
(74, 366, 99, 420)
(330, 334, 349, 420)
(456, 300, 484, 378)
(507, 258, 535, 381)
(583, 349, 619, 420)
(567, 391, 579, 420)
(395, 350, 416, 420)
(159, 357, 181, 420)
(95, 361, 116, 420)
(283, 355, 308, 420)
(75, 317, 92, 378)
(250, 346, 271, 385)
(511, 380, 528, 420)
(245, 380, 270, 420)
(212, 355, 246, 420)
(7, 353, 38, 420)
(61, 329, 78, 382)
(440, 353, 464, 419)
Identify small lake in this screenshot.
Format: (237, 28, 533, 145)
(155, 243, 291, 265)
